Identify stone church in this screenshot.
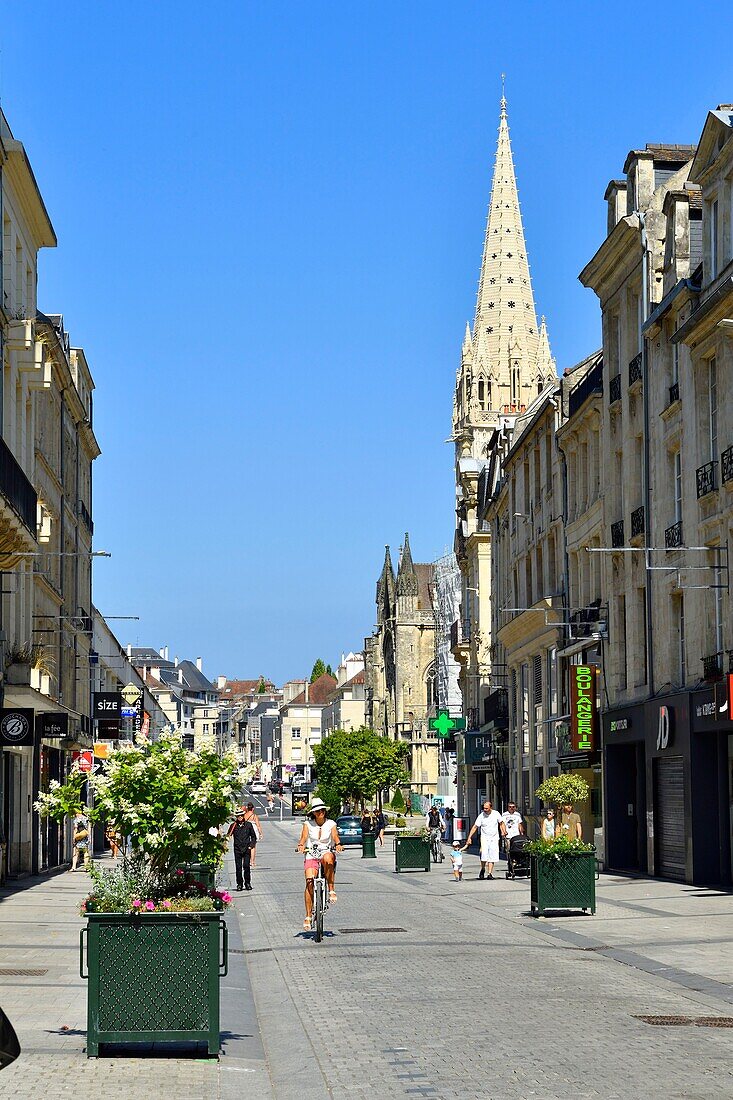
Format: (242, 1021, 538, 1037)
(364, 535, 438, 797)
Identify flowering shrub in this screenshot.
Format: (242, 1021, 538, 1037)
(525, 835, 595, 861)
(80, 855, 233, 914)
(36, 731, 249, 873)
(535, 773, 590, 808)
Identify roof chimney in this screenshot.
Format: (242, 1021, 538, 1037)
(164, 646, 169, 661)
(196, 657, 203, 672)
(159, 647, 165, 658)
(127, 643, 132, 657)
(174, 656, 179, 667)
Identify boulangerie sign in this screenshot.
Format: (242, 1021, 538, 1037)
(569, 665, 599, 753)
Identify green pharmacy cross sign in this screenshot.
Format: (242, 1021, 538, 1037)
(429, 710, 466, 738)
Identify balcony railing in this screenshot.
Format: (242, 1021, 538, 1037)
(665, 520, 683, 549)
(611, 519, 624, 548)
(668, 381, 680, 405)
(628, 352, 643, 387)
(450, 619, 470, 649)
(701, 651, 724, 681)
(721, 446, 733, 486)
(0, 437, 38, 536)
(483, 688, 508, 725)
(609, 374, 622, 404)
(696, 460, 717, 499)
(631, 505, 645, 538)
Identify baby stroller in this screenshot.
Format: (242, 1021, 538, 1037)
(505, 834, 531, 879)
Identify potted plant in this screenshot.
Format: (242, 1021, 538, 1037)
(527, 774, 596, 916)
(35, 731, 246, 1057)
(394, 826, 431, 873)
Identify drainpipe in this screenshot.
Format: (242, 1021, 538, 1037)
(639, 213, 655, 697)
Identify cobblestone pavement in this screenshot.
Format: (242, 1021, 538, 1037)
(1, 815, 732, 1099)
(241, 817, 733, 1100)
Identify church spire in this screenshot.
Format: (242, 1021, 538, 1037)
(535, 315, 556, 382)
(472, 91, 540, 403)
(396, 533, 418, 597)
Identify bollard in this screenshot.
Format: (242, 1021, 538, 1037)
(361, 833, 377, 859)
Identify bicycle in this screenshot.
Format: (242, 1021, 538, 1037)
(429, 826, 445, 864)
(297, 847, 331, 942)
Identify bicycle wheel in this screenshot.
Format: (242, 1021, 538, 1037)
(313, 878, 324, 942)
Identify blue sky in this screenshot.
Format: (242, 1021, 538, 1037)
(1, 3, 727, 683)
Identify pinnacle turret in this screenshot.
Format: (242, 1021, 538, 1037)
(396, 533, 418, 597)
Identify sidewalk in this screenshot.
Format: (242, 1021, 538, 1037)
(0, 856, 271, 1099)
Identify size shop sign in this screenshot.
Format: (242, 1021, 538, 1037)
(570, 665, 599, 753)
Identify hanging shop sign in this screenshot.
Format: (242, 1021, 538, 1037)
(93, 693, 122, 720)
(569, 665, 599, 753)
(0, 708, 35, 747)
(39, 712, 69, 739)
(120, 682, 142, 706)
(656, 705, 672, 750)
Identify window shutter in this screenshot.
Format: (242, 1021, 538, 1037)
(533, 654, 543, 706)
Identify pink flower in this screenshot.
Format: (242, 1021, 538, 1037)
(132, 898, 142, 909)
(175, 869, 184, 876)
(145, 900, 155, 911)
(220, 892, 232, 904)
(161, 899, 172, 909)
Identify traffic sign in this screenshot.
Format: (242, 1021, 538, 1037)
(428, 710, 467, 738)
(76, 750, 94, 773)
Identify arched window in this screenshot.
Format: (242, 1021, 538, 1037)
(425, 661, 437, 710)
(478, 377, 485, 409)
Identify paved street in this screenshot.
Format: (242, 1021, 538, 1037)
(1, 810, 732, 1099)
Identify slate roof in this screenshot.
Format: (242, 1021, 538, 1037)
(222, 678, 278, 696)
(415, 564, 434, 611)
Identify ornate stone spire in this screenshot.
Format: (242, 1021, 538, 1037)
(472, 92, 540, 403)
(535, 315, 556, 383)
(396, 532, 418, 597)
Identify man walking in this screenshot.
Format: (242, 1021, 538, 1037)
(228, 807, 257, 892)
(464, 800, 507, 880)
(501, 801, 523, 860)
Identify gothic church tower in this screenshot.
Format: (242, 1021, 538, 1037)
(453, 94, 556, 468)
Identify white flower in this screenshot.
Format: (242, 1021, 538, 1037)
(208, 826, 219, 837)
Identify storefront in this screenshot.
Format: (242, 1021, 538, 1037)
(555, 665, 604, 856)
(457, 729, 509, 818)
(603, 688, 732, 888)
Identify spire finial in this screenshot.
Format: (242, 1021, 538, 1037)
(500, 72, 507, 116)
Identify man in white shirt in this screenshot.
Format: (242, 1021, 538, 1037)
(502, 802, 523, 856)
(463, 800, 507, 880)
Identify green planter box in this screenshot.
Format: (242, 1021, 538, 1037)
(80, 911, 228, 1057)
(530, 851, 597, 916)
(394, 834, 430, 873)
(361, 833, 376, 859)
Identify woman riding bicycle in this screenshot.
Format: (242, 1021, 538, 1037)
(296, 798, 343, 931)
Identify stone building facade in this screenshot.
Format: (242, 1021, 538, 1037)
(364, 535, 438, 798)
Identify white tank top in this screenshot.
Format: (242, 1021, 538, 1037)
(305, 820, 336, 855)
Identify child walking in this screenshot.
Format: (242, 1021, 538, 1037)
(450, 840, 463, 881)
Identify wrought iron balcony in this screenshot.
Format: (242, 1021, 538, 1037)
(450, 619, 470, 649)
(631, 505, 645, 538)
(701, 651, 724, 681)
(668, 381, 680, 405)
(665, 520, 683, 549)
(609, 374, 622, 404)
(611, 519, 624, 548)
(0, 437, 37, 536)
(568, 358, 603, 417)
(628, 352, 643, 387)
(721, 445, 733, 485)
(483, 688, 508, 725)
(696, 460, 717, 499)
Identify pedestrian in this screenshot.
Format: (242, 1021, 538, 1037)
(243, 802, 264, 867)
(450, 840, 463, 881)
(558, 802, 582, 841)
(501, 801, 523, 860)
(228, 807, 257, 891)
(360, 807, 375, 838)
(541, 807, 556, 840)
(278, 780, 284, 796)
(463, 799, 507, 880)
(404, 791, 414, 816)
(266, 790, 274, 814)
(374, 805, 386, 846)
(71, 809, 91, 871)
(105, 823, 120, 859)
(445, 806, 455, 843)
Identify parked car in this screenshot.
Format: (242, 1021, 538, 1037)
(336, 815, 363, 847)
(249, 780, 268, 795)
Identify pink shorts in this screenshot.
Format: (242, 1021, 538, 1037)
(304, 855, 335, 873)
